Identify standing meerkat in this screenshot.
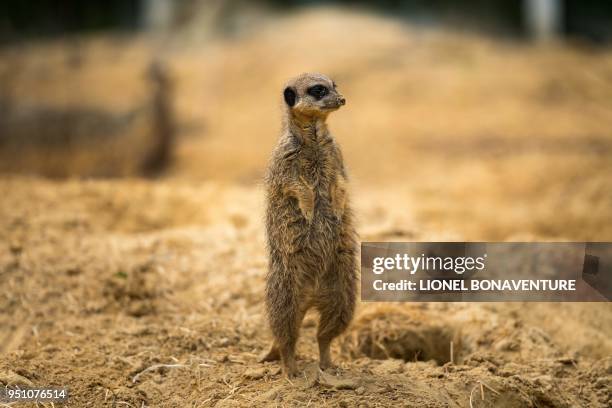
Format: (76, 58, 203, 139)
(261, 73, 357, 377)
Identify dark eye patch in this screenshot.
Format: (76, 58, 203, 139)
(283, 87, 296, 107)
(307, 85, 328, 100)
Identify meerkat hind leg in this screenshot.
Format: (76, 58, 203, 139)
(277, 309, 305, 377)
(280, 342, 298, 377)
(317, 243, 357, 370)
(269, 296, 306, 377)
(316, 294, 353, 370)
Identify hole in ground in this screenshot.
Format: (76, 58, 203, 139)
(342, 307, 461, 365)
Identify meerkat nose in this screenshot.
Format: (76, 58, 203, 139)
(339, 97, 346, 105)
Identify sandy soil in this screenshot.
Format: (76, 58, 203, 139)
(1, 7, 611, 407)
(1, 179, 610, 407)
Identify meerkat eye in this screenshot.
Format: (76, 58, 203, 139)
(307, 85, 328, 100)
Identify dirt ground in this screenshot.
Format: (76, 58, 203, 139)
(1, 7, 611, 407)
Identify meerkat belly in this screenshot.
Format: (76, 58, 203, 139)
(269, 190, 339, 262)
(267, 145, 343, 261)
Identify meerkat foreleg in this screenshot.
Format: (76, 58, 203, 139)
(285, 177, 315, 222)
(331, 176, 347, 221)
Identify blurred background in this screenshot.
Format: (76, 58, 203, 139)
(1, 0, 611, 239)
(0, 0, 612, 239)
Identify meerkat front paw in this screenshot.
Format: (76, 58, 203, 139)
(295, 177, 315, 223)
(300, 203, 314, 223)
(332, 206, 344, 222)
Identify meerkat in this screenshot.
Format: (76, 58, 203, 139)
(260, 73, 358, 377)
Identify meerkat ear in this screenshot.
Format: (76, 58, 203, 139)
(283, 87, 297, 107)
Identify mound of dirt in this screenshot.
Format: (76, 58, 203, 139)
(1, 179, 610, 407)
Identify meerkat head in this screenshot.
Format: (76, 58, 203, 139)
(282, 73, 345, 119)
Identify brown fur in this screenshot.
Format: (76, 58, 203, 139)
(261, 73, 358, 376)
